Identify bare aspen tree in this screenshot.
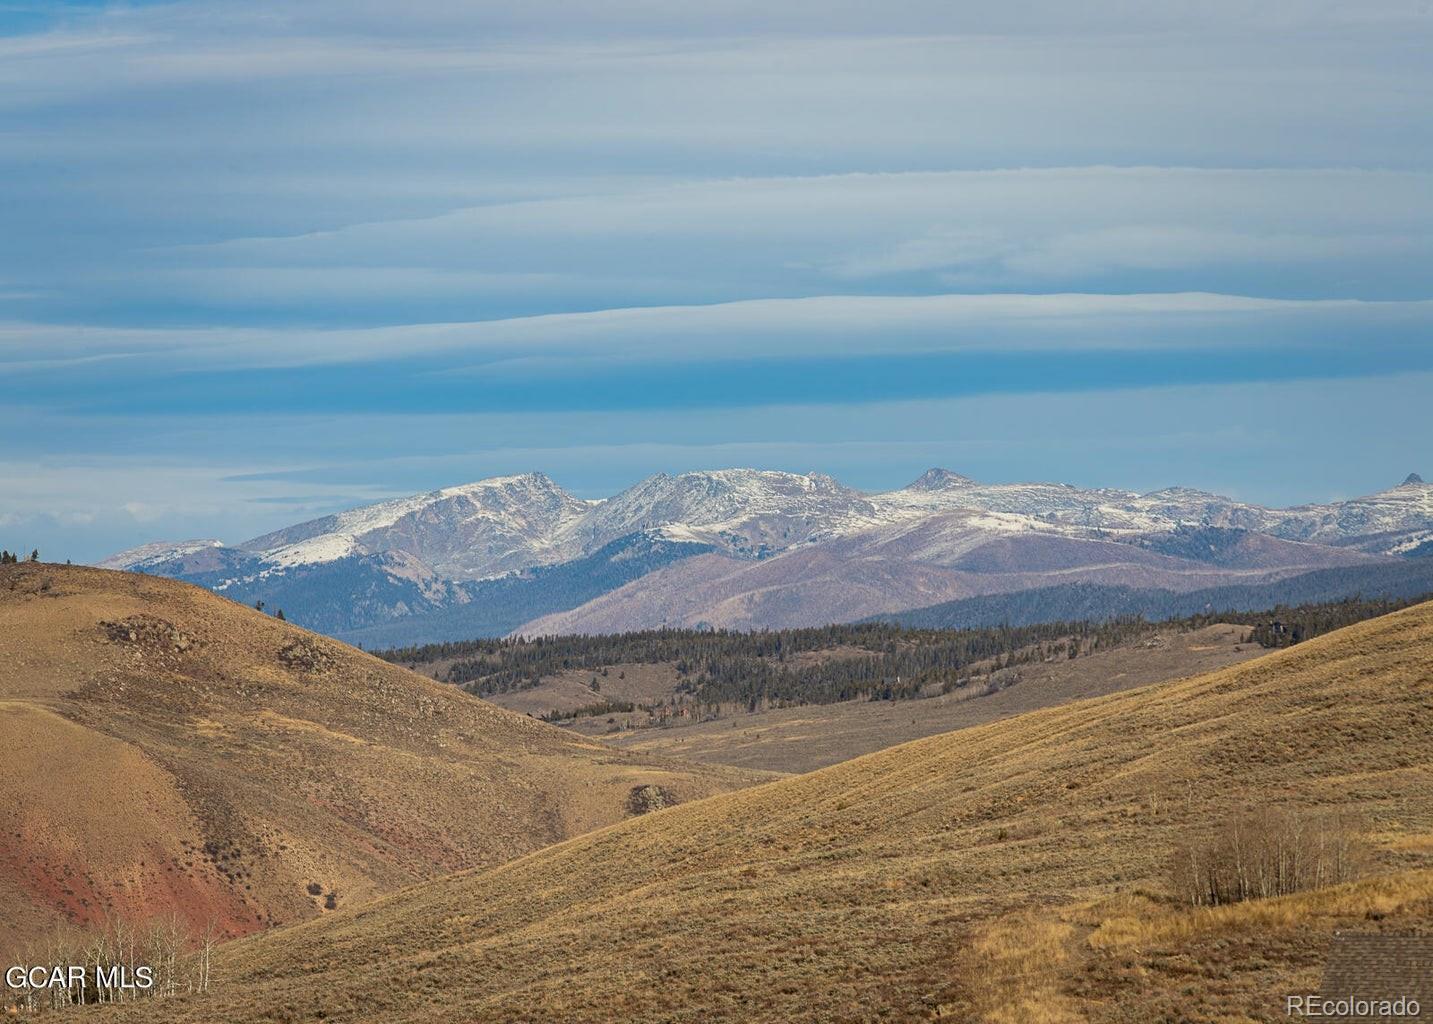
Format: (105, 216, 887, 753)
(7, 910, 229, 1012)
(142, 914, 184, 998)
(83, 922, 108, 1004)
(1171, 805, 1366, 906)
(112, 915, 137, 1004)
(197, 918, 219, 994)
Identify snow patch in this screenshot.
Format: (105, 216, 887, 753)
(97, 539, 224, 570)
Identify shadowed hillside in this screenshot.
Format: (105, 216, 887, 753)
(0, 564, 763, 960)
(871, 559, 1433, 630)
(97, 600, 1433, 1022)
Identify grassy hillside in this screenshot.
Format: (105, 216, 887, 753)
(100, 600, 1433, 1023)
(0, 564, 762, 960)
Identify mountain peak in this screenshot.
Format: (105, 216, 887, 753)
(906, 468, 974, 491)
(1402, 472, 1424, 486)
(443, 470, 565, 495)
(97, 538, 225, 571)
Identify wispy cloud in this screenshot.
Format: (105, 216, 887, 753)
(6, 292, 1433, 373)
(12, 168, 1426, 326)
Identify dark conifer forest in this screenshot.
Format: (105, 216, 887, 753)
(377, 593, 1428, 712)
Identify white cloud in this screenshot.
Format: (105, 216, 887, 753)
(145, 168, 1433, 308)
(5, 292, 1431, 372)
(2, 2, 1429, 327)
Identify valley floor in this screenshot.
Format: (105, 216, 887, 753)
(506, 624, 1262, 773)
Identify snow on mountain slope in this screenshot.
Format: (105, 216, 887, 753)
(99, 538, 225, 571)
(873, 469, 1433, 549)
(1270, 474, 1433, 545)
(110, 468, 1433, 584)
(516, 508, 1385, 635)
(560, 469, 895, 558)
(241, 472, 593, 579)
(872, 470, 1273, 533)
(876, 468, 1150, 524)
(100, 468, 1431, 643)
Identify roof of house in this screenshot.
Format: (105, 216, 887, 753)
(1318, 932, 1433, 1022)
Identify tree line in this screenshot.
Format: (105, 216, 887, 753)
(382, 618, 1173, 709)
(1225, 595, 1424, 648)
(376, 591, 1430, 714)
(1, 549, 39, 564)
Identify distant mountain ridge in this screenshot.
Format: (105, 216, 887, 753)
(102, 468, 1433, 642)
(865, 558, 1433, 630)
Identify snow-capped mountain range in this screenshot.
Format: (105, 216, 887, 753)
(101, 468, 1433, 643)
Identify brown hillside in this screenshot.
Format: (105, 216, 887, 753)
(101, 599, 1433, 1022)
(0, 563, 763, 959)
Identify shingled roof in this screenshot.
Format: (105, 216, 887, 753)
(1317, 932, 1432, 1022)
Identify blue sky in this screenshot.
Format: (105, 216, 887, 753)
(2, 2, 1431, 562)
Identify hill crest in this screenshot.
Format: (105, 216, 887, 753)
(0, 563, 762, 958)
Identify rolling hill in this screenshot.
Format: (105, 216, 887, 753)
(98, 599, 1433, 1022)
(0, 563, 763, 961)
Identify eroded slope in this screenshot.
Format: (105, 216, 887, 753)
(0, 564, 761, 958)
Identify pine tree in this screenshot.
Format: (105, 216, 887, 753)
(276, 609, 286, 621)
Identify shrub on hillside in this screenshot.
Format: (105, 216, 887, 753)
(626, 784, 679, 816)
(1170, 805, 1366, 906)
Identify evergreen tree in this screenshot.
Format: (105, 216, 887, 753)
(371, 590, 1429, 719)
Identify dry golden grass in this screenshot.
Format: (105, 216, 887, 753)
(930, 875, 1433, 1024)
(1059, 865, 1433, 1022)
(89, 599, 1433, 1023)
(1088, 866, 1433, 952)
(0, 564, 764, 959)
(952, 914, 1082, 1024)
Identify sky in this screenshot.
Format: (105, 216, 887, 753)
(2, 1, 1431, 562)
